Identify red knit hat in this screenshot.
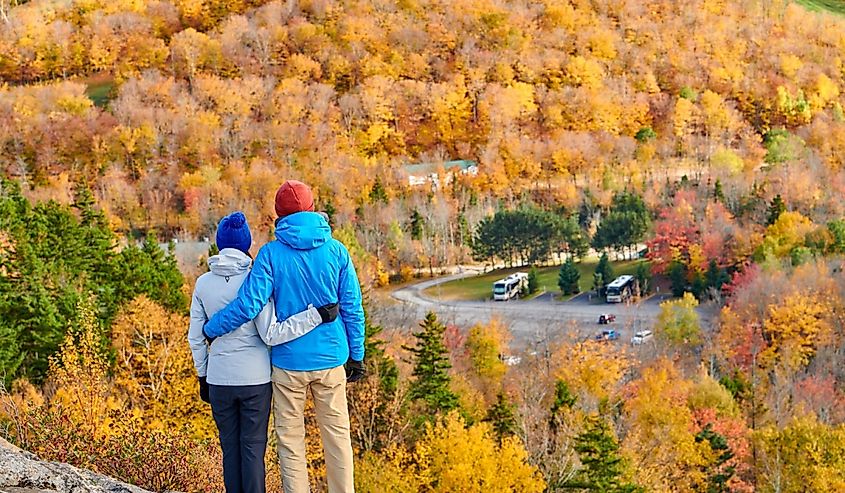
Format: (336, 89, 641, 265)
(274, 180, 315, 217)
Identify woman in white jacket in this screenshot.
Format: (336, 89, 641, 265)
(188, 211, 337, 493)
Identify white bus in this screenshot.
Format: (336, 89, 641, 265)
(606, 275, 635, 303)
(493, 272, 528, 301)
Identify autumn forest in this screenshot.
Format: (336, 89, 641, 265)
(1, 0, 845, 491)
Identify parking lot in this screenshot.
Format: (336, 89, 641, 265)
(386, 272, 708, 349)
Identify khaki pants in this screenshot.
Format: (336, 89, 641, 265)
(271, 365, 354, 493)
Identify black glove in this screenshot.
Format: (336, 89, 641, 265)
(345, 358, 366, 383)
(198, 376, 210, 403)
(317, 302, 339, 323)
(202, 326, 216, 346)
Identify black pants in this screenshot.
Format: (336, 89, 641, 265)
(209, 383, 272, 493)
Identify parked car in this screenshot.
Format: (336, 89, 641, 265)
(501, 355, 522, 366)
(594, 329, 620, 342)
(631, 330, 653, 345)
(598, 313, 616, 324)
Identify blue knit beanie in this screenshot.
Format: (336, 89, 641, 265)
(216, 212, 252, 254)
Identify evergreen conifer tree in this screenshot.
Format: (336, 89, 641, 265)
(713, 179, 725, 203)
(527, 266, 539, 294)
(550, 380, 578, 432)
(594, 253, 613, 295)
(484, 392, 518, 443)
(668, 260, 688, 297)
(369, 177, 388, 204)
(409, 209, 425, 241)
(0, 179, 189, 382)
(704, 259, 729, 296)
(695, 424, 735, 492)
(114, 234, 187, 314)
(766, 194, 786, 226)
(362, 302, 398, 394)
(404, 312, 459, 418)
(566, 416, 644, 492)
(634, 261, 651, 296)
(558, 258, 580, 295)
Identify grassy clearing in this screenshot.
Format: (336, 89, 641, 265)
(796, 0, 845, 15)
(424, 259, 644, 302)
(83, 75, 116, 108)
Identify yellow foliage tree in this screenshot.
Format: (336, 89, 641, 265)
(588, 29, 617, 60)
(756, 415, 845, 493)
(47, 298, 125, 442)
(673, 97, 698, 154)
(760, 293, 831, 371)
(622, 360, 712, 492)
(465, 319, 510, 397)
(710, 147, 744, 175)
(170, 28, 222, 81)
(687, 371, 740, 418)
(809, 73, 840, 112)
(565, 56, 604, 90)
(655, 292, 702, 347)
(355, 447, 422, 493)
(415, 413, 545, 493)
(759, 211, 815, 260)
(779, 54, 803, 80)
(111, 295, 216, 439)
(553, 340, 630, 410)
(430, 77, 473, 152)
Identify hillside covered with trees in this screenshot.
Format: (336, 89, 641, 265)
(1, 0, 845, 491)
(2, 0, 845, 280)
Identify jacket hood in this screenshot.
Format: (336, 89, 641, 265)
(207, 248, 252, 277)
(275, 211, 331, 250)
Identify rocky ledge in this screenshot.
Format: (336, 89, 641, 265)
(0, 438, 150, 493)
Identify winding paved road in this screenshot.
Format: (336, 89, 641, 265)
(388, 271, 691, 347)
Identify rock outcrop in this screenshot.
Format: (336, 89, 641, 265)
(0, 438, 151, 493)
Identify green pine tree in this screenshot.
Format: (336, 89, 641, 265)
(484, 392, 518, 443)
(668, 260, 688, 297)
(691, 272, 706, 300)
(565, 416, 644, 492)
(558, 257, 581, 295)
(0, 179, 110, 381)
(322, 198, 337, 225)
(0, 178, 190, 383)
(695, 424, 735, 493)
(766, 194, 786, 226)
(550, 380, 577, 422)
(594, 252, 613, 295)
(403, 312, 459, 418)
(457, 212, 471, 247)
(362, 301, 399, 395)
(527, 266, 539, 294)
(704, 259, 729, 297)
(634, 261, 651, 296)
(409, 208, 425, 241)
(713, 179, 725, 203)
(114, 234, 187, 314)
(634, 126, 657, 143)
(369, 177, 389, 204)
(828, 219, 845, 253)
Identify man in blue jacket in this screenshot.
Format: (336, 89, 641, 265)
(204, 180, 365, 493)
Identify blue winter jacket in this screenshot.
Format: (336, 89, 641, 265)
(204, 212, 365, 371)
